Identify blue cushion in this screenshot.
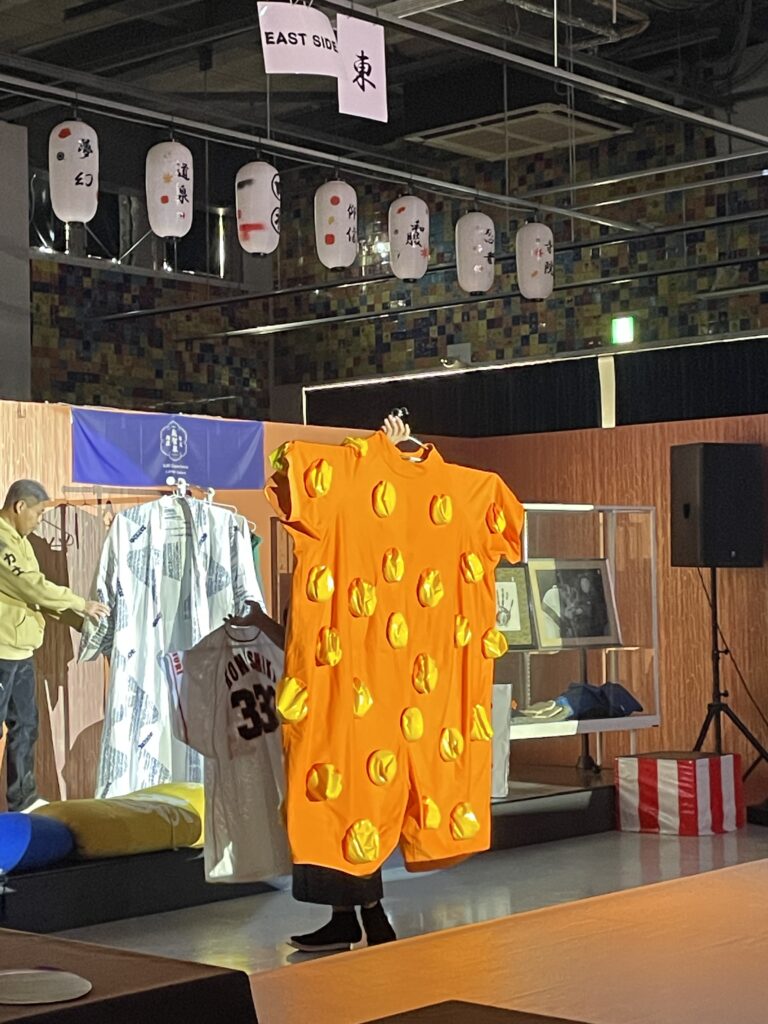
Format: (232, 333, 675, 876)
(0, 813, 74, 873)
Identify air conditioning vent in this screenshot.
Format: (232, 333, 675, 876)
(405, 103, 630, 161)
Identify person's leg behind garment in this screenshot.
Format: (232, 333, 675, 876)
(290, 864, 394, 951)
(3, 659, 40, 812)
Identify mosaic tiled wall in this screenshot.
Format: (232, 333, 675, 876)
(30, 117, 768, 408)
(271, 120, 768, 384)
(30, 259, 271, 419)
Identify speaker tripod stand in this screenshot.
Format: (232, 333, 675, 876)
(693, 567, 768, 769)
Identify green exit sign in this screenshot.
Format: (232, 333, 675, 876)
(611, 315, 635, 345)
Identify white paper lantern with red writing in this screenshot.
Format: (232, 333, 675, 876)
(145, 141, 194, 238)
(48, 120, 99, 223)
(516, 221, 554, 300)
(314, 180, 358, 269)
(235, 161, 280, 255)
(456, 211, 495, 294)
(388, 195, 429, 281)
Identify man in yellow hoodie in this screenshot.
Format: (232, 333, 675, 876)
(0, 480, 108, 811)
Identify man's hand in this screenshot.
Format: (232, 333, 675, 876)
(83, 600, 109, 622)
(381, 414, 411, 445)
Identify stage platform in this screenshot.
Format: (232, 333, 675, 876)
(249, 858, 768, 1024)
(4, 766, 614, 934)
(0, 847, 275, 934)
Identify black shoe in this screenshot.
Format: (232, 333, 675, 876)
(361, 902, 397, 945)
(289, 911, 362, 952)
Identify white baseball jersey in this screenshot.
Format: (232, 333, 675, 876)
(167, 623, 291, 883)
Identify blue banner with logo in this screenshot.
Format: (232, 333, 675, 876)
(72, 408, 265, 489)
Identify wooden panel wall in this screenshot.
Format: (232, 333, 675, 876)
(434, 418, 768, 789)
(0, 404, 353, 802)
(5, 402, 768, 800)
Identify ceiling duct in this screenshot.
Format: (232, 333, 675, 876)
(405, 103, 631, 161)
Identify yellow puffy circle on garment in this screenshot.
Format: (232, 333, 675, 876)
(316, 627, 342, 667)
(387, 612, 409, 649)
(342, 436, 369, 457)
(401, 706, 424, 742)
(276, 676, 309, 723)
(306, 565, 335, 603)
(349, 578, 377, 618)
(454, 615, 472, 648)
(306, 763, 343, 802)
(269, 441, 291, 472)
(382, 547, 405, 583)
(460, 551, 485, 583)
(471, 704, 494, 742)
(430, 494, 453, 526)
(486, 502, 507, 535)
(482, 627, 509, 659)
(367, 749, 398, 787)
(353, 678, 374, 718)
(439, 727, 465, 762)
(304, 458, 333, 498)
(412, 654, 438, 695)
(343, 819, 381, 865)
(372, 480, 397, 517)
(422, 797, 442, 830)
(450, 802, 481, 841)
(417, 569, 445, 608)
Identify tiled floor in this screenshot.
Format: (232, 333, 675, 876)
(59, 826, 768, 976)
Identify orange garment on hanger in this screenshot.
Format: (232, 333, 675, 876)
(266, 431, 524, 875)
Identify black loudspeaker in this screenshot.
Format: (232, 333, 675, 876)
(670, 443, 764, 567)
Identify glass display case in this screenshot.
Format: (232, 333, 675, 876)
(494, 503, 660, 760)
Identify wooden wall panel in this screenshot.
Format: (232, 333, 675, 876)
(6, 402, 768, 799)
(435, 417, 768, 782)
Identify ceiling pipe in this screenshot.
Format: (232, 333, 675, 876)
(502, 0, 647, 47)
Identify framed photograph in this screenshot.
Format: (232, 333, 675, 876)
(494, 562, 537, 649)
(527, 558, 621, 649)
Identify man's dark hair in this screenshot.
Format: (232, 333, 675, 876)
(3, 480, 50, 510)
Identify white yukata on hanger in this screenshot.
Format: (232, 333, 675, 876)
(80, 496, 262, 798)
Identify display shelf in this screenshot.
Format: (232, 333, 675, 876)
(508, 712, 659, 740)
(494, 503, 660, 762)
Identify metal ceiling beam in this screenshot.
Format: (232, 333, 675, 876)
(317, 0, 768, 146)
(570, 168, 768, 210)
(0, 66, 646, 231)
(520, 148, 768, 196)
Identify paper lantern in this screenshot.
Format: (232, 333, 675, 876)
(388, 195, 429, 281)
(48, 120, 99, 223)
(314, 180, 358, 269)
(236, 161, 280, 255)
(516, 221, 554, 300)
(145, 141, 194, 238)
(456, 211, 495, 294)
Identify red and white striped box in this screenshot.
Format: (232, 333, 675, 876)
(615, 752, 745, 835)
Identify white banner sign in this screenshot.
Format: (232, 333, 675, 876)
(337, 15, 388, 123)
(258, 2, 341, 76)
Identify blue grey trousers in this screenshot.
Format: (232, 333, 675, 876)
(0, 658, 39, 811)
